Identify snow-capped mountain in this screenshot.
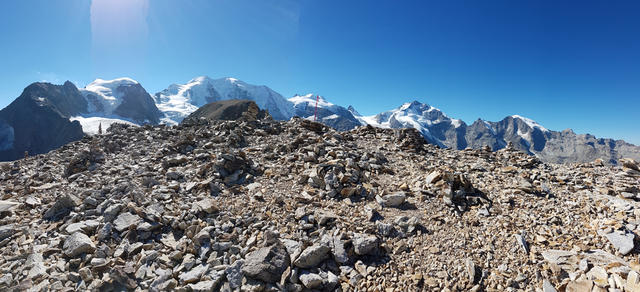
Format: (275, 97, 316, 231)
(1, 76, 639, 164)
(355, 101, 465, 148)
(76, 78, 162, 133)
(288, 94, 362, 131)
(352, 101, 640, 163)
(154, 76, 294, 124)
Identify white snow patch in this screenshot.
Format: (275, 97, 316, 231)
(70, 116, 138, 135)
(359, 115, 381, 127)
(323, 114, 339, 120)
(451, 119, 462, 128)
(511, 115, 548, 132)
(288, 94, 335, 108)
(482, 120, 496, 135)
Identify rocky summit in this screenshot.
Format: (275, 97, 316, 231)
(0, 116, 639, 292)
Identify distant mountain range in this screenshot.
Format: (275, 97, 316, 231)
(0, 76, 638, 164)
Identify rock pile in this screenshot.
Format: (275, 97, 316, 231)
(0, 117, 638, 291)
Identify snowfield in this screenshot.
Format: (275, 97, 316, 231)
(70, 116, 138, 135)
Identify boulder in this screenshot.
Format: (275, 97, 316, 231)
(376, 192, 406, 207)
(43, 194, 80, 220)
(293, 244, 330, 268)
(242, 244, 290, 282)
(179, 264, 209, 284)
(299, 272, 323, 289)
(63, 232, 96, 257)
(353, 233, 378, 255)
(604, 231, 635, 255)
(113, 212, 143, 232)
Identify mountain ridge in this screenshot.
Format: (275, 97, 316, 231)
(0, 76, 638, 164)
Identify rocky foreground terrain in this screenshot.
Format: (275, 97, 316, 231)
(0, 117, 639, 291)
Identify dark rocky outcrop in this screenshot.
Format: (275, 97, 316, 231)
(181, 99, 269, 124)
(111, 83, 162, 124)
(0, 81, 85, 161)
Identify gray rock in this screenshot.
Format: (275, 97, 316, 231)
(316, 211, 337, 226)
(541, 249, 577, 265)
(627, 270, 640, 292)
(0, 200, 19, 212)
(466, 258, 476, 284)
(376, 192, 406, 207)
(225, 260, 244, 289)
(281, 239, 303, 258)
(326, 271, 339, 290)
(43, 194, 80, 220)
(515, 234, 529, 253)
(516, 178, 535, 193)
(299, 272, 323, 289)
(0, 274, 12, 287)
(65, 219, 100, 234)
(353, 233, 378, 255)
(28, 261, 47, 279)
(113, 212, 143, 232)
(0, 224, 15, 241)
(195, 199, 218, 214)
(97, 222, 113, 241)
(25, 253, 44, 267)
(63, 232, 96, 257)
(332, 237, 349, 264)
(242, 244, 290, 283)
(103, 204, 122, 222)
(605, 231, 635, 255)
(425, 171, 443, 185)
(293, 244, 330, 268)
(179, 264, 209, 284)
(542, 279, 557, 292)
(189, 280, 218, 292)
(25, 196, 40, 207)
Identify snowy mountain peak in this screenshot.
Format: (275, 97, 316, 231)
(86, 77, 139, 90)
(155, 76, 294, 124)
(76, 77, 161, 130)
(347, 105, 360, 116)
(399, 100, 429, 110)
(188, 76, 212, 83)
(81, 77, 142, 114)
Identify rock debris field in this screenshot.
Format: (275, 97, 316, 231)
(0, 117, 639, 292)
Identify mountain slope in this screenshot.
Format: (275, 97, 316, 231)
(0, 81, 85, 161)
(154, 76, 293, 124)
(288, 94, 362, 131)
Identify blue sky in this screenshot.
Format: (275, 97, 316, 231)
(0, 0, 638, 144)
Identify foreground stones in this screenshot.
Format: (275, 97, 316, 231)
(0, 118, 638, 291)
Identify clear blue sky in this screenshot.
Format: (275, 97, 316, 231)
(1, 0, 638, 144)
